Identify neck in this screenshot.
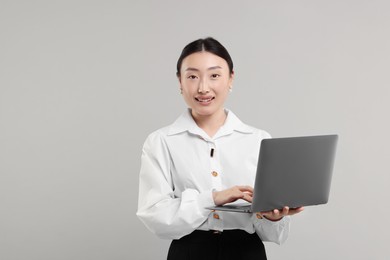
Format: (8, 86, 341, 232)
(191, 109, 227, 138)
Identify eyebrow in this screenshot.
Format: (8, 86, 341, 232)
(185, 66, 223, 72)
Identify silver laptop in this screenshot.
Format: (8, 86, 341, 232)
(206, 135, 338, 213)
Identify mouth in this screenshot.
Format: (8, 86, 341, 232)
(195, 96, 215, 103)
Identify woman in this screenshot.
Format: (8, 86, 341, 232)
(136, 37, 303, 260)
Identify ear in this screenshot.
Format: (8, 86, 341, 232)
(229, 70, 235, 85)
(177, 76, 182, 84)
(177, 74, 183, 92)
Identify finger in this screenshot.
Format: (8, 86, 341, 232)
(226, 189, 253, 203)
(260, 209, 275, 217)
(237, 185, 254, 193)
(242, 190, 253, 196)
(282, 206, 289, 216)
(242, 192, 253, 203)
(227, 192, 245, 202)
(289, 206, 304, 215)
(261, 209, 282, 220)
(263, 209, 279, 218)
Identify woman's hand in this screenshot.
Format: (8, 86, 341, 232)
(256, 206, 304, 222)
(212, 186, 254, 206)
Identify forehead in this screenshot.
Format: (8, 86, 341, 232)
(181, 51, 229, 71)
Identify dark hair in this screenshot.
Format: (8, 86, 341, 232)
(176, 37, 234, 77)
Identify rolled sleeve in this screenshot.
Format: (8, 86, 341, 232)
(136, 132, 215, 239)
(251, 215, 291, 245)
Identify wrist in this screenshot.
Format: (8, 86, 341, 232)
(212, 190, 218, 205)
(264, 215, 283, 222)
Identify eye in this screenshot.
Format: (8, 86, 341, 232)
(187, 75, 198, 80)
(211, 74, 220, 79)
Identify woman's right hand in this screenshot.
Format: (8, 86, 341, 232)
(212, 186, 254, 206)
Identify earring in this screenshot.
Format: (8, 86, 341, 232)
(229, 86, 233, 92)
(180, 88, 183, 94)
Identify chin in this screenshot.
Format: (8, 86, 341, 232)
(191, 107, 220, 117)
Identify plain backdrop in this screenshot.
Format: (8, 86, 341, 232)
(1, 0, 389, 259)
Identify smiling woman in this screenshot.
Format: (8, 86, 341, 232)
(136, 37, 303, 260)
(179, 51, 233, 137)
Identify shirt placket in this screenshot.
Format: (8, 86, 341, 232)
(207, 140, 224, 231)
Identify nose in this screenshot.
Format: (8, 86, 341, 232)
(198, 79, 210, 94)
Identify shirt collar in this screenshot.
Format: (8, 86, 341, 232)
(167, 108, 254, 139)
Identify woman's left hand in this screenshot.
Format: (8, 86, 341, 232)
(256, 206, 304, 222)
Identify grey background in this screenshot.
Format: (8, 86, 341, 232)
(1, 0, 389, 259)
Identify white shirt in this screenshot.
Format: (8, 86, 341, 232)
(136, 109, 290, 244)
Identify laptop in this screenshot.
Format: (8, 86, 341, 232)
(206, 134, 338, 213)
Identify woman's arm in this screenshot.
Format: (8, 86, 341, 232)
(136, 133, 215, 239)
(252, 207, 304, 244)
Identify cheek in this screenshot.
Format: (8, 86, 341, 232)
(215, 81, 230, 92)
(181, 79, 194, 87)
(182, 82, 199, 93)
(182, 89, 195, 102)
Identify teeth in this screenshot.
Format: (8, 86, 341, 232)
(197, 97, 213, 102)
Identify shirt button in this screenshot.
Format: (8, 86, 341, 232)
(211, 171, 218, 177)
(256, 213, 263, 219)
(213, 213, 220, 219)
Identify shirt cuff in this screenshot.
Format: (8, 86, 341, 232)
(197, 190, 216, 212)
(251, 214, 291, 245)
(253, 214, 290, 225)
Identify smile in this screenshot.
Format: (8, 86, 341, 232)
(195, 97, 215, 103)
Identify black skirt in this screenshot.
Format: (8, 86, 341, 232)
(167, 229, 267, 260)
